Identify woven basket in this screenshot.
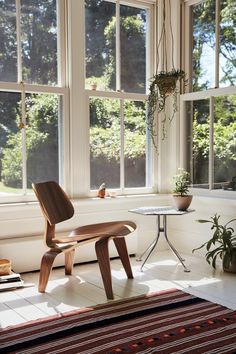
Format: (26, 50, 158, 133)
(157, 76, 178, 97)
(0, 259, 11, 276)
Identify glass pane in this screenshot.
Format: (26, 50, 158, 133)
(21, 0, 58, 85)
(192, 0, 215, 91)
(190, 99, 210, 188)
(26, 93, 60, 188)
(124, 100, 147, 187)
(120, 5, 147, 93)
(90, 98, 120, 189)
(219, 0, 236, 87)
(214, 95, 236, 190)
(0, 92, 23, 195)
(0, 0, 17, 82)
(85, 0, 116, 91)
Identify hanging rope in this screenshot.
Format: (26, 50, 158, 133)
(147, 0, 188, 150)
(156, 0, 165, 73)
(168, 0, 175, 69)
(156, 0, 175, 73)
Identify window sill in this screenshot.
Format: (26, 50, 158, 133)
(191, 188, 236, 201)
(0, 193, 171, 220)
(72, 193, 171, 213)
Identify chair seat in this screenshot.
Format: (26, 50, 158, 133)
(68, 220, 136, 243)
(52, 221, 136, 245)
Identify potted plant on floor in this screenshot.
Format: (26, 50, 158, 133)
(192, 214, 236, 273)
(172, 168, 192, 211)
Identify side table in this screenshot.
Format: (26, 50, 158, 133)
(129, 206, 194, 272)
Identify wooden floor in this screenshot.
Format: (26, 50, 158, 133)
(1, 250, 236, 329)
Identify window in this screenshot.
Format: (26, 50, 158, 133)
(85, 0, 154, 194)
(182, 0, 236, 193)
(0, 0, 66, 202)
(0, 0, 156, 203)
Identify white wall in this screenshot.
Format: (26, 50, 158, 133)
(1, 193, 236, 273)
(0, 194, 171, 273)
(168, 195, 236, 257)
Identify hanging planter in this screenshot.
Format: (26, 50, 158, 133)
(147, 0, 188, 150)
(153, 69, 186, 97)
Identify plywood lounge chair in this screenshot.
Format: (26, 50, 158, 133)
(32, 181, 136, 299)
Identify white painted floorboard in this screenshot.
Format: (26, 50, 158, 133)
(0, 250, 236, 329)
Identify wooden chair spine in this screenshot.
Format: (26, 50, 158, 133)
(45, 221, 56, 248)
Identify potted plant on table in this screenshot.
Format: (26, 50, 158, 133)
(192, 214, 236, 273)
(172, 168, 192, 211)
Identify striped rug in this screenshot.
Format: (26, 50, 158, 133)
(1, 289, 236, 353)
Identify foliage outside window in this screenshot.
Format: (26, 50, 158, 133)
(85, 1, 147, 94)
(0, 0, 62, 202)
(192, 0, 236, 91)
(183, 0, 236, 193)
(85, 0, 153, 193)
(90, 98, 147, 190)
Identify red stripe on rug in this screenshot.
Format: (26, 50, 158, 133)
(1, 289, 236, 354)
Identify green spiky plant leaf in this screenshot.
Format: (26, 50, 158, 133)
(193, 214, 236, 270)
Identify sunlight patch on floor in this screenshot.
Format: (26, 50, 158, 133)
(137, 279, 176, 291)
(171, 276, 222, 292)
(45, 278, 72, 291)
(186, 277, 221, 286)
(137, 258, 180, 270)
(151, 259, 179, 266)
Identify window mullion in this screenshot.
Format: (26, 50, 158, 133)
(185, 3, 193, 92)
(116, 1, 121, 91)
(21, 84, 27, 194)
(209, 97, 214, 190)
(57, 0, 67, 87)
(215, 0, 220, 88)
(120, 99, 125, 192)
(16, 0, 22, 82)
(17, 0, 27, 193)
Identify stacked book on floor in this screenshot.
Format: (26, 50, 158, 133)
(0, 272, 24, 291)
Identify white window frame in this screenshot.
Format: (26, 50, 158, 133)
(181, 0, 236, 198)
(0, 0, 68, 204)
(0, 0, 158, 203)
(68, 0, 157, 198)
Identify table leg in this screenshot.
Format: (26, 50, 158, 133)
(163, 215, 190, 272)
(136, 215, 161, 271)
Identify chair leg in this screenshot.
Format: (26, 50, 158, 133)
(95, 238, 113, 300)
(113, 237, 133, 279)
(65, 248, 75, 275)
(38, 249, 61, 293)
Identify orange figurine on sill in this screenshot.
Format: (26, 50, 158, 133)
(97, 183, 106, 198)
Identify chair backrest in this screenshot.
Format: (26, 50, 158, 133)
(32, 181, 74, 225)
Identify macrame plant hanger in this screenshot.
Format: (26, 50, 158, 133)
(147, 0, 187, 150)
(156, 0, 178, 135)
(156, 0, 175, 77)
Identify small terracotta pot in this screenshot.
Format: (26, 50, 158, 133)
(173, 195, 193, 211)
(98, 189, 105, 198)
(91, 84, 97, 90)
(158, 76, 178, 97)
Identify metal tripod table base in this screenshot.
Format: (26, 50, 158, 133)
(129, 207, 194, 272)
